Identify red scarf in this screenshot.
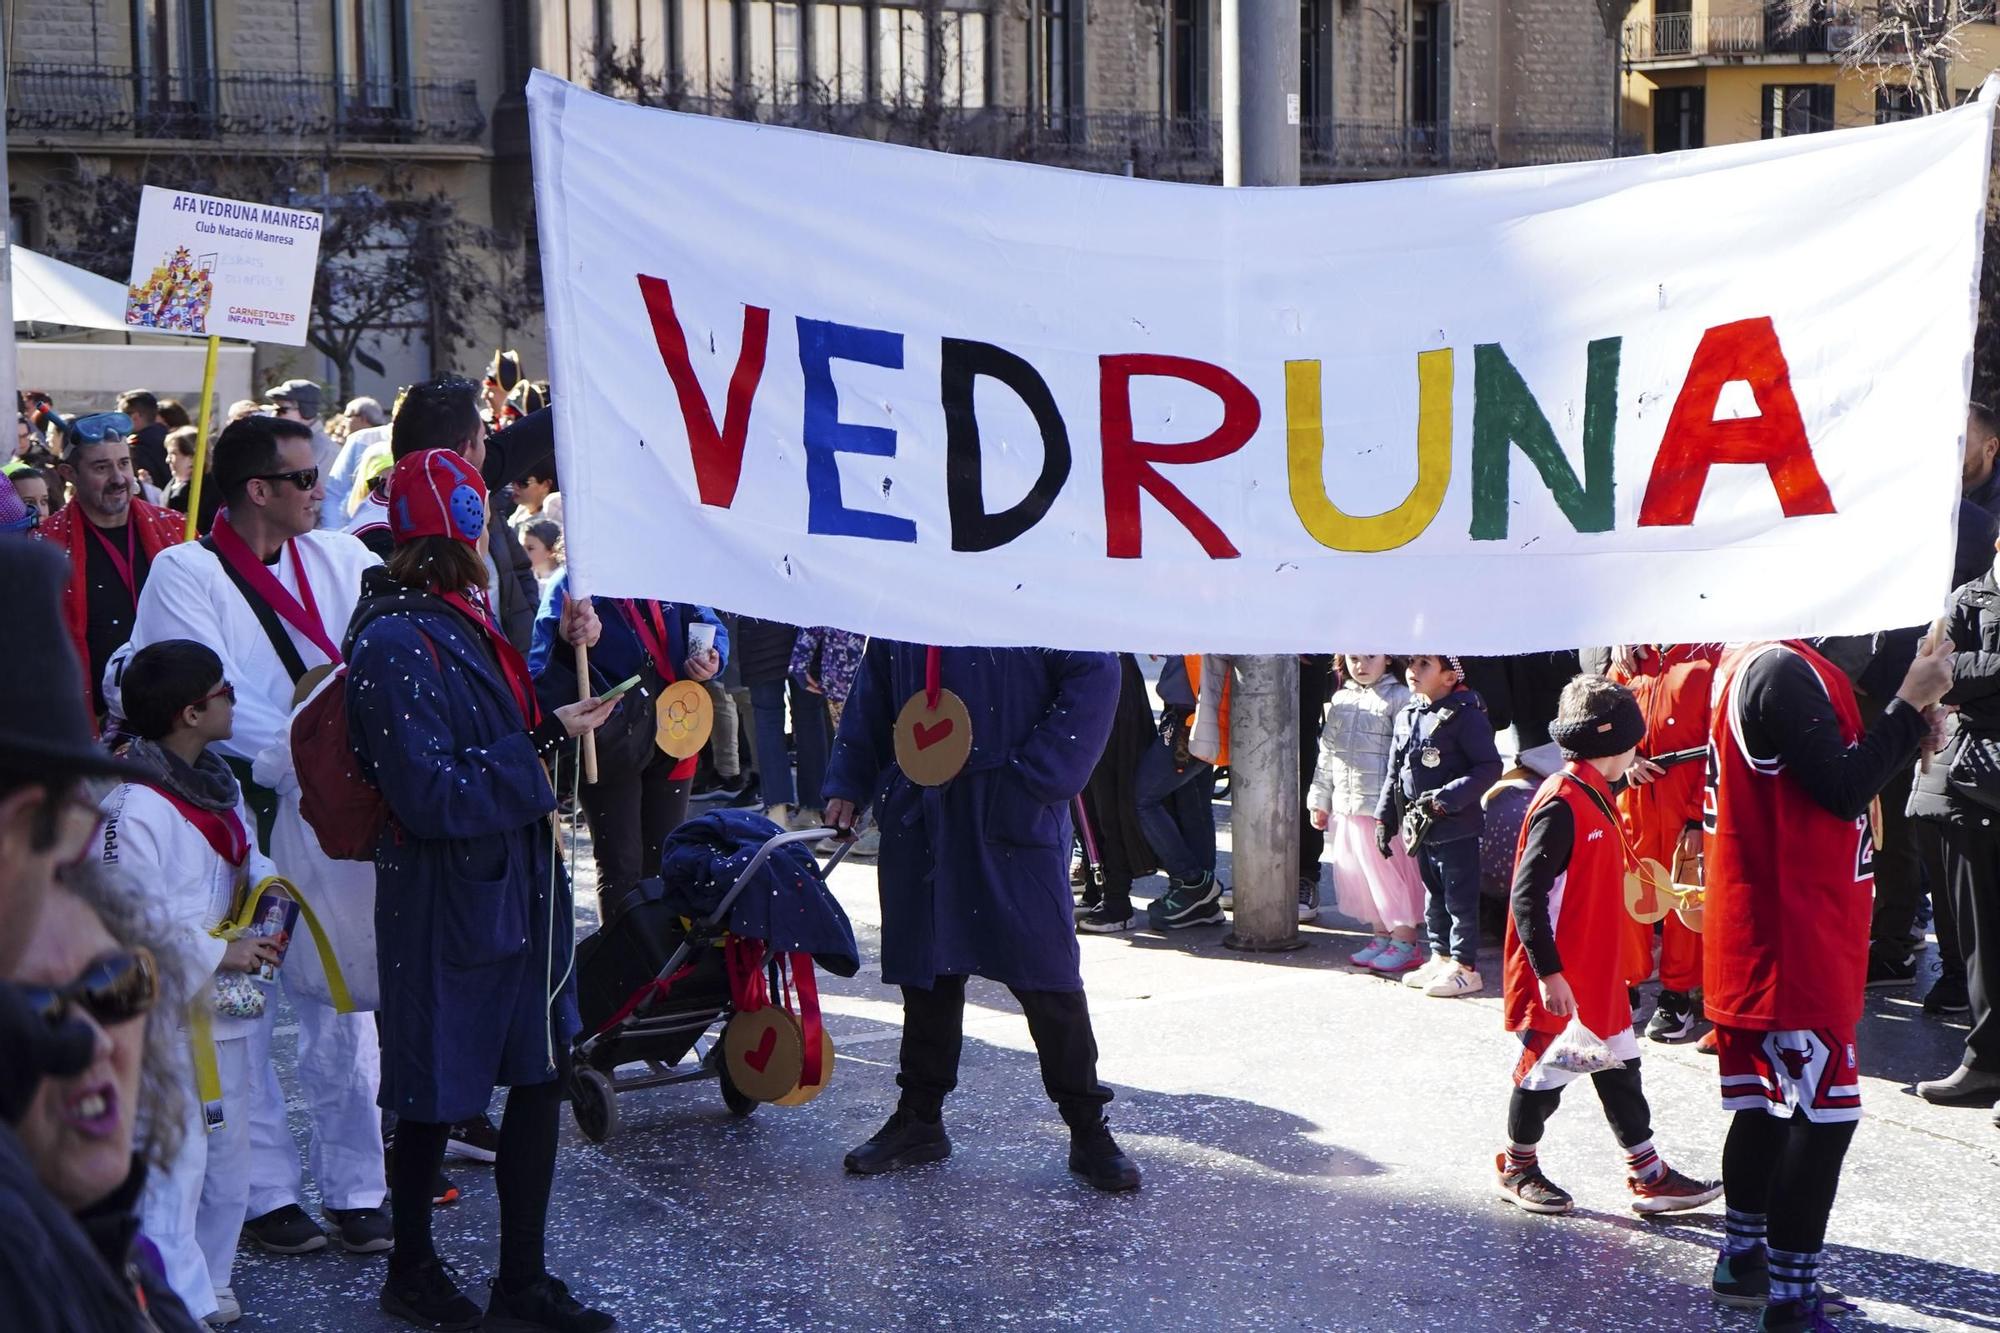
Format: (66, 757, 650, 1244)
(441, 590, 543, 730)
(146, 784, 249, 867)
(84, 519, 140, 608)
(207, 514, 342, 664)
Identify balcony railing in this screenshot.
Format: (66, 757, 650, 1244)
(5, 64, 486, 144)
(1623, 12, 1858, 61)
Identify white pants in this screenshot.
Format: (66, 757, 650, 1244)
(143, 1034, 250, 1320)
(242, 976, 386, 1216)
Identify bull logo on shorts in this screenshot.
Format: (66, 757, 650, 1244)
(1775, 1045, 1813, 1079)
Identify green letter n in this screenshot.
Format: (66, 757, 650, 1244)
(1470, 339, 1620, 541)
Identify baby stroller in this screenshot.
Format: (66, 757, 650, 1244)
(569, 816, 858, 1143)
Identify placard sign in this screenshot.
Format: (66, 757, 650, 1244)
(124, 185, 323, 345)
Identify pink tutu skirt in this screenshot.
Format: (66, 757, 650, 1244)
(1327, 813, 1426, 931)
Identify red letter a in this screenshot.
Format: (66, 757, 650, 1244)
(1638, 316, 1834, 527)
(636, 274, 771, 508)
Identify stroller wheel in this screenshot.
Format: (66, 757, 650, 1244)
(571, 1067, 619, 1143)
(716, 1059, 758, 1117)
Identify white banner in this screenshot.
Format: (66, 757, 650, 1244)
(124, 185, 323, 345)
(529, 71, 1993, 654)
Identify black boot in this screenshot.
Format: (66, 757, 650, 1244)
(843, 1108, 951, 1175)
(484, 1275, 617, 1333)
(1068, 1117, 1142, 1192)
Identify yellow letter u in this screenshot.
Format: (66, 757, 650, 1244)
(1286, 351, 1452, 553)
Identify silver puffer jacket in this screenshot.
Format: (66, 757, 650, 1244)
(1308, 676, 1412, 817)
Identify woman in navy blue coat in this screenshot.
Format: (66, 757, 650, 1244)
(346, 449, 617, 1333)
(821, 643, 1141, 1192)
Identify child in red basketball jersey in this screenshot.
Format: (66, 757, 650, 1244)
(1704, 637, 1950, 1332)
(1496, 675, 1722, 1217)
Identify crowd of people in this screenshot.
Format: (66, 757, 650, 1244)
(0, 366, 1993, 1333)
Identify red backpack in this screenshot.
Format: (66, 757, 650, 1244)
(293, 632, 436, 862)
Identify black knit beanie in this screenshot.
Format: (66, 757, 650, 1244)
(1550, 682, 1646, 760)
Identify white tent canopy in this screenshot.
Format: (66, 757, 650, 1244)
(12, 245, 130, 332)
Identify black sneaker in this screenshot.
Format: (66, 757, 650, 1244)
(1146, 874, 1224, 929)
(843, 1109, 951, 1175)
(1865, 953, 1916, 989)
(243, 1203, 328, 1254)
(445, 1114, 499, 1163)
(1646, 989, 1700, 1044)
(1761, 1292, 1857, 1332)
(485, 1275, 618, 1333)
(325, 1205, 393, 1254)
(1297, 878, 1321, 923)
(380, 1256, 481, 1331)
(1077, 906, 1136, 935)
(694, 774, 749, 805)
(1924, 972, 1972, 1015)
(1493, 1152, 1573, 1215)
(1712, 1244, 1769, 1308)
(1068, 1118, 1142, 1192)
(722, 774, 761, 809)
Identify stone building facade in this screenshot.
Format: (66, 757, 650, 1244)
(5, 0, 1634, 399)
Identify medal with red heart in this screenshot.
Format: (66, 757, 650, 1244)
(721, 1007, 803, 1103)
(894, 647, 972, 786)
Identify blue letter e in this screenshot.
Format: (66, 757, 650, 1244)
(798, 317, 915, 543)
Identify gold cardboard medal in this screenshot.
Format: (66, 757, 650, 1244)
(721, 1007, 803, 1103)
(1622, 857, 1675, 925)
(772, 1028, 836, 1107)
(654, 679, 713, 759)
(893, 689, 972, 786)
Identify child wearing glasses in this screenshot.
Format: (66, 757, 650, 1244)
(98, 638, 280, 1328)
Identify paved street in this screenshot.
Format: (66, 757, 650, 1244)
(236, 816, 2000, 1333)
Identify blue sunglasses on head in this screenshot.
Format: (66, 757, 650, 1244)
(61, 412, 135, 447)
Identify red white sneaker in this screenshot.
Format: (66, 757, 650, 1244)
(1628, 1165, 1723, 1214)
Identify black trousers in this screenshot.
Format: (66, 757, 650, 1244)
(1912, 818, 1967, 980)
(1938, 817, 2000, 1071)
(1507, 1061, 1654, 1150)
(578, 748, 691, 913)
(1867, 762, 1925, 964)
(1298, 657, 1335, 884)
(896, 976, 1113, 1130)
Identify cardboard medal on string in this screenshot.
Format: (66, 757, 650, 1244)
(1670, 839, 1705, 934)
(894, 689, 972, 786)
(772, 1028, 836, 1106)
(721, 1006, 803, 1103)
(654, 679, 713, 759)
(1623, 857, 1675, 925)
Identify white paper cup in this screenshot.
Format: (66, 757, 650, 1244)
(686, 623, 717, 658)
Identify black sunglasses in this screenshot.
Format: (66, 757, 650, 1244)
(250, 467, 319, 492)
(19, 949, 159, 1029)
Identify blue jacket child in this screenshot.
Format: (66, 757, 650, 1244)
(1375, 684, 1504, 845)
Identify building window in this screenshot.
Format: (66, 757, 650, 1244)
(679, 0, 736, 99)
(877, 4, 926, 105)
(1041, 0, 1084, 119)
(938, 6, 988, 109)
(1301, 0, 1332, 125)
(350, 0, 410, 111)
(131, 0, 216, 132)
(1410, 1, 1447, 129)
(811, 2, 868, 103)
(1170, 0, 1208, 118)
(1876, 86, 1921, 123)
(744, 1, 803, 104)
(1760, 83, 1833, 138)
(1653, 86, 1704, 150)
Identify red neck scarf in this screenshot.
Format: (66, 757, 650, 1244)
(145, 784, 249, 867)
(208, 514, 341, 664)
(618, 600, 678, 683)
(441, 590, 543, 730)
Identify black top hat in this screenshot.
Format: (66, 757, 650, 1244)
(0, 542, 151, 782)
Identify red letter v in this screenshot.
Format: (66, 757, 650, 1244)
(637, 274, 771, 508)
